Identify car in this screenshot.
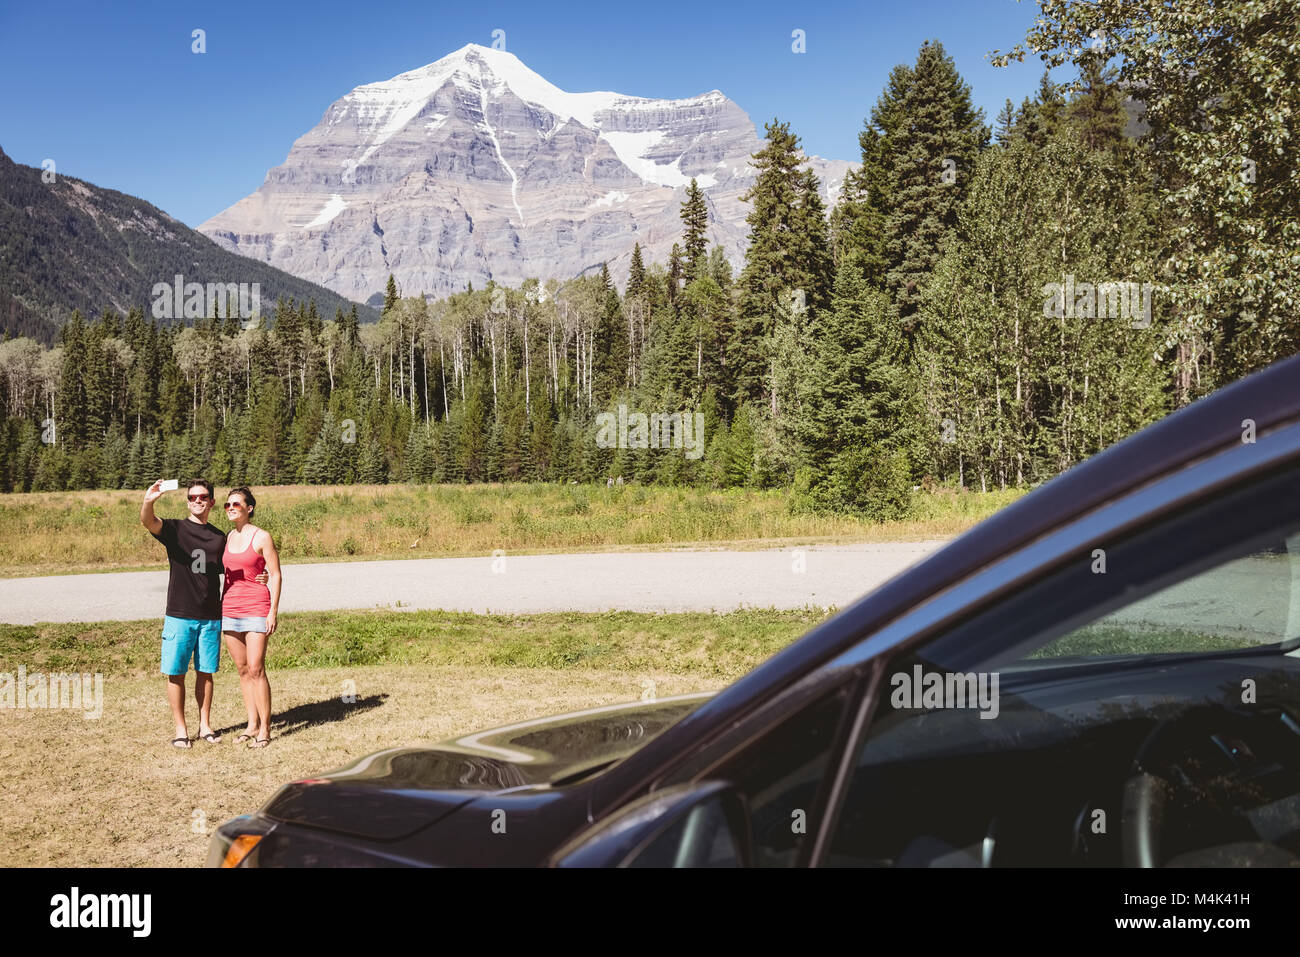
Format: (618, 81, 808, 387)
(209, 352, 1300, 867)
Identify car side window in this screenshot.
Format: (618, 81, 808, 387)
(1030, 535, 1300, 659)
(707, 686, 851, 867)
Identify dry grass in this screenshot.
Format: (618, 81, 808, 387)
(0, 606, 819, 866)
(0, 483, 1020, 578)
(0, 664, 724, 868)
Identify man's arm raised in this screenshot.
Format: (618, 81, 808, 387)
(141, 480, 165, 536)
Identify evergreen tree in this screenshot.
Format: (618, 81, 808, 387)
(383, 274, 399, 315)
(794, 267, 910, 517)
(995, 98, 1018, 145)
(883, 40, 987, 344)
(1065, 61, 1127, 152)
(627, 243, 648, 300)
(830, 62, 913, 284)
(593, 264, 629, 397)
(1017, 71, 1065, 147)
(358, 435, 388, 484)
(667, 243, 684, 308)
(680, 178, 709, 277)
(734, 119, 833, 409)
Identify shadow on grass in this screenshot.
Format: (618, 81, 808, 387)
(214, 693, 389, 740)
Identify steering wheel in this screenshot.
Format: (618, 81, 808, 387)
(1121, 702, 1300, 867)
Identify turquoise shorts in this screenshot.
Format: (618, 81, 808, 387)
(161, 616, 222, 675)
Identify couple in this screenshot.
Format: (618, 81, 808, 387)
(140, 479, 281, 749)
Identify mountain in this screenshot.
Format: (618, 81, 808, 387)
(0, 148, 378, 344)
(200, 43, 855, 304)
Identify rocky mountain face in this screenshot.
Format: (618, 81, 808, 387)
(0, 148, 375, 345)
(199, 44, 854, 305)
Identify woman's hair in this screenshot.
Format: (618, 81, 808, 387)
(227, 485, 257, 519)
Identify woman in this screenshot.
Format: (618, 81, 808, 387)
(220, 486, 282, 749)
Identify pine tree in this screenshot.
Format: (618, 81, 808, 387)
(734, 119, 833, 409)
(995, 98, 1018, 145)
(883, 41, 987, 344)
(1018, 71, 1064, 147)
(358, 435, 388, 484)
(1066, 61, 1127, 152)
(593, 264, 629, 398)
(830, 62, 913, 285)
(667, 243, 684, 308)
(795, 267, 910, 517)
(57, 311, 91, 448)
(680, 179, 709, 277)
(628, 243, 647, 299)
(341, 304, 360, 350)
(383, 274, 399, 315)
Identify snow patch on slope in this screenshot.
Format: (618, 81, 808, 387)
(293, 194, 348, 229)
(478, 82, 525, 227)
(600, 131, 716, 189)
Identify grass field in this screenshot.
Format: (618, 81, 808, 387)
(0, 607, 821, 866)
(0, 483, 1022, 578)
(0, 607, 824, 678)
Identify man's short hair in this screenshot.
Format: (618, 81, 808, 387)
(185, 478, 214, 499)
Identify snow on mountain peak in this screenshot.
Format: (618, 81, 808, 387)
(333, 43, 734, 189)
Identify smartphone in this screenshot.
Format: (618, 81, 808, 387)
(159, 479, 179, 492)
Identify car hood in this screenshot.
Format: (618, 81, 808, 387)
(260, 693, 714, 840)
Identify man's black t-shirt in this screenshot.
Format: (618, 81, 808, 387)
(151, 518, 226, 620)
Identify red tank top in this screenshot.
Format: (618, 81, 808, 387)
(222, 530, 270, 617)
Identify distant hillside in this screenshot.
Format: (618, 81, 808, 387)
(0, 147, 377, 344)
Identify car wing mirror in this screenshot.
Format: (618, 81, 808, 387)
(552, 781, 752, 868)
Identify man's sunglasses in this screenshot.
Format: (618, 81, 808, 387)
(187, 493, 211, 502)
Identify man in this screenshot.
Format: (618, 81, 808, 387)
(141, 478, 255, 748)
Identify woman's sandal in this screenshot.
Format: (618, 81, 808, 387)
(234, 733, 255, 744)
(247, 737, 271, 749)
(171, 737, 191, 749)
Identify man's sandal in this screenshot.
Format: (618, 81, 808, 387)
(199, 731, 222, 743)
(234, 733, 255, 744)
(171, 737, 191, 749)
(247, 737, 270, 749)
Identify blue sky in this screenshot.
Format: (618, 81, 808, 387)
(0, 0, 1054, 227)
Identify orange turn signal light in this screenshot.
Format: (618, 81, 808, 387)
(221, 834, 264, 868)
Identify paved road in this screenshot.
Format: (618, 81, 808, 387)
(0, 543, 948, 625)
